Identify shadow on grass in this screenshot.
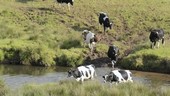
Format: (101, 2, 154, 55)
(16, 0, 34, 3)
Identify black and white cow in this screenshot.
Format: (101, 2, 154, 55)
(82, 30, 98, 53)
(107, 45, 119, 68)
(149, 29, 165, 48)
(102, 69, 133, 84)
(56, 0, 74, 10)
(99, 12, 113, 34)
(68, 64, 96, 82)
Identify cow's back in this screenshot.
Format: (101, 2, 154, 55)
(149, 29, 164, 42)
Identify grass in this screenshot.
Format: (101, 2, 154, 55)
(120, 44, 170, 73)
(0, 0, 170, 68)
(2, 80, 170, 96)
(0, 80, 10, 96)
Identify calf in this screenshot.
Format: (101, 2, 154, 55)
(56, 0, 74, 10)
(107, 45, 119, 68)
(68, 64, 96, 82)
(102, 69, 133, 84)
(149, 29, 165, 48)
(82, 30, 98, 53)
(99, 12, 113, 34)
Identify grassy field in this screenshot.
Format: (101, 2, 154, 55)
(0, 79, 169, 96)
(0, 0, 170, 71)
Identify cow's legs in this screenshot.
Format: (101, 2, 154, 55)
(103, 26, 106, 34)
(67, 3, 71, 11)
(151, 42, 153, 48)
(111, 60, 116, 68)
(162, 37, 165, 45)
(151, 41, 156, 49)
(88, 44, 94, 54)
(80, 77, 84, 83)
(157, 40, 160, 48)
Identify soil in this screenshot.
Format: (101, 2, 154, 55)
(83, 32, 133, 68)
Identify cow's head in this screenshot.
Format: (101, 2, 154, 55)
(102, 74, 113, 83)
(67, 69, 82, 78)
(109, 22, 113, 29)
(67, 69, 74, 78)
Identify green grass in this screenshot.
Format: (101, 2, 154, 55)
(0, 0, 170, 67)
(0, 80, 10, 96)
(4, 80, 170, 96)
(120, 44, 170, 73)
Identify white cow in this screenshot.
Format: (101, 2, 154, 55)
(68, 64, 96, 82)
(82, 30, 98, 53)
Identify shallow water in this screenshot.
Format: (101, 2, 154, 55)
(0, 65, 170, 89)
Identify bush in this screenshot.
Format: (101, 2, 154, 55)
(19, 45, 56, 66)
(56, 48, 85, 67)
(0, 50, 4, 62)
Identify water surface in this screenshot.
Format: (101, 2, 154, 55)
(0, 65, 170, 89)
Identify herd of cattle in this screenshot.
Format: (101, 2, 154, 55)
(55, 0, 165, 84)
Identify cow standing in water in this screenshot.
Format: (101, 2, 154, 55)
(107, 45, 119, 68)
(102, 69, 133, 84)
(67, 64, 96, 83)
(56, 0, 74, 10)
(99, 12, 113, 34)
(149, 29, 165, 48)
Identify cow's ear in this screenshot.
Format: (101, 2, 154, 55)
(102, 76, 105, 79)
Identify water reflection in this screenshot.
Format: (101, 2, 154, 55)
(0, 64, 70, 76)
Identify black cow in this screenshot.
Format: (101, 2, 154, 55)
(149, 29, 165, 48)
(56, 0, 74, 10)
(107, 45, 119, 68)
(99, 12, 113, 34)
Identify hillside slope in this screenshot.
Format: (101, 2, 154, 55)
(0, 0, 170, 68)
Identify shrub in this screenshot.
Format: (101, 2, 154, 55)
(0, 50, 4, 62)
(56, 48, 85, 67)
(19, 45, 56, 66)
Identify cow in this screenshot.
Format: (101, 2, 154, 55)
(149, 29, 165, 48)
(56, 0, 74, 10)
(99, 12, 113, 34)
(102, 69, 133, 84)
(107, 45, 119, 68)
(67, 64, 96, 83)
(82, 30, 98, 53)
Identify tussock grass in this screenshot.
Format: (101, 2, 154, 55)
(4, 80, 170, 96)
(0, 80, 10, 96)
